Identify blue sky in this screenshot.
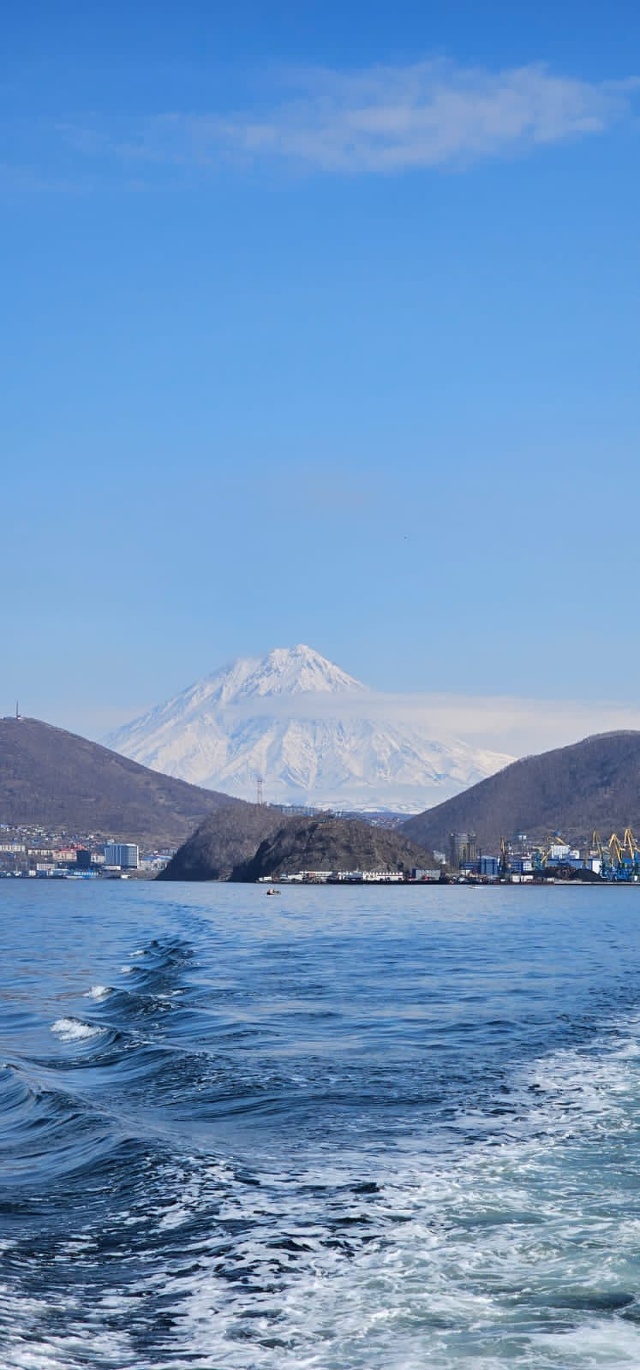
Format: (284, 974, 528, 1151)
(2, 1, 640, 738)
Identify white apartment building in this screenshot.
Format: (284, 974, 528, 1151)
(104, 842, 139, 869)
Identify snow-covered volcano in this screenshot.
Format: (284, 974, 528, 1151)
(106, 645, 513, 813)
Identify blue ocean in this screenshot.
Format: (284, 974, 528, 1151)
(2, 881, 640, 1368)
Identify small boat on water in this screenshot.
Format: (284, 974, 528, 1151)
(266, 887, 280, 896)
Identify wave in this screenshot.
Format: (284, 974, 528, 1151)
(51, 1018, 107, 1042)
(3, 1007, 640, 1366)
(4, 901, 640, 1369)
(147, 1014, 640, 1368)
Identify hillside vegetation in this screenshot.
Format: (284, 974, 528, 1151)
(402, 731, 640, 852)
(157, 803, 287, 880)
(159, 810, 435, 881)
(0, 717, 240, 846)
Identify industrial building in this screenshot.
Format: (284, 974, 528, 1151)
(448, 832, 477, 868)
(104, 842, 139, 870)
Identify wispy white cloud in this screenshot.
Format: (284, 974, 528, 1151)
(202, 688, 640, 760)
(103, 59, 638, 176)
(382, 692, 640, 757)
(37, 688, 640, 757)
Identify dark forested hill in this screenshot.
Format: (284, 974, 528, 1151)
(159, 809, 436, 881)
(157, 802, 287, 880)
(235, 816, 437, 882)
(0, 716, 241, 845)
(402, 731, 640, 853)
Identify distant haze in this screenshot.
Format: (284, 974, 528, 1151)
(192, 690, 640, 757)
(17, 688, 640, 766)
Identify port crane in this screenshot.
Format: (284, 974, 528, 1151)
(592, 829, 640, 881)
(499, 829, 640, 881)
(530, 833, 570, 872)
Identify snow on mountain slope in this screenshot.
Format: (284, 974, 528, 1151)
(106, 645, 513, 812)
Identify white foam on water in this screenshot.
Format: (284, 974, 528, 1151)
(144, 1012, 640, 1369)
(84, 985, 112, 1000)
(9, 1011, 640, 1368)
(0, 1272, 134, 1369)
(50, 1018, 106, 1043)
(1, 1319, 134, 1368)
(539, 1323, 640, 1366)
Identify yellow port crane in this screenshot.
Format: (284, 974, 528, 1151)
(528, 833, 569, 872)
(598, 830, 640, 880)
(608, 832, 623, 866)
(623, 827, 640, 860)
(541, 833, 570, 866)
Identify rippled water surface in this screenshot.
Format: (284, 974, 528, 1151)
(2, 881, 640, 1367)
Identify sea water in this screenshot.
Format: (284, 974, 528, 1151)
(1, 881, 640, 1368)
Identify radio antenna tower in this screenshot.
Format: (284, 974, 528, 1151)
(256, 776, 264, 806)
(15, 700, 20, 721)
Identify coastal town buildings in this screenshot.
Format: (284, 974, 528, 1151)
(0, 827, 172, 877)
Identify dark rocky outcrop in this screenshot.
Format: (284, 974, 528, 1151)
(0, 716, 241, 846)
(236, 817, 436, 882)
(402, 731, 640, 853)
(157, 802, 286, 880)
(160, 809, 436, 881)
